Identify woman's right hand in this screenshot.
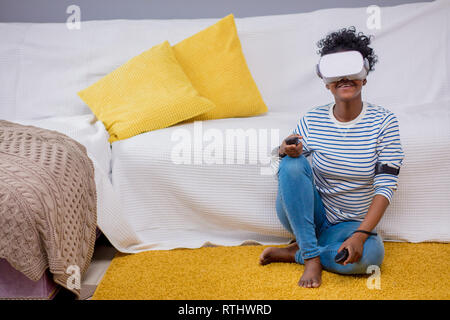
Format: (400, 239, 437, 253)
(279, 134, 303, 158)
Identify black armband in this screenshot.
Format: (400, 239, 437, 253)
(375, 162, 400, 176)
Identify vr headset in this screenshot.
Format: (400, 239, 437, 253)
(316, 50, 370, 84)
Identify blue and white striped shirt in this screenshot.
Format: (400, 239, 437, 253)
(279, 101, 405, 224)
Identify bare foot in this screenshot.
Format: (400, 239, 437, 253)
(259, 242, 299, 265)
(298, 256, 322, 288)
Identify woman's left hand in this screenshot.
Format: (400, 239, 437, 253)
(337, 233, 366, 265)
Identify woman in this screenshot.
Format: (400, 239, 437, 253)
(259, 27, 405, 288)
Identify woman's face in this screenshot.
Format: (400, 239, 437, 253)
(326, 78, 367, 102)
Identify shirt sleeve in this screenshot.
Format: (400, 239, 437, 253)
(293, 115, 312, 158)
(373, 112, 405, 203)
(270, 115, 312, 175)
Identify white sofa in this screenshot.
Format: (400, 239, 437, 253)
(1, 0, 449, 253)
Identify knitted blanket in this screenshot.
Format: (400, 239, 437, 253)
(0, 120, 97, 298)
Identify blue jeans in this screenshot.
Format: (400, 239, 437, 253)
(276, 155, 385, 274)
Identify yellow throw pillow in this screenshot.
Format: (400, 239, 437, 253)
(78, 41, 216, 142)
(172, 14, 268, 121)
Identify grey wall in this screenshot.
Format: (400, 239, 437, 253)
(0, 0, 434, 22)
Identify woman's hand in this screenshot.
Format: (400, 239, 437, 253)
(279, 134, 303, 158)
(337, 233, 367, 265)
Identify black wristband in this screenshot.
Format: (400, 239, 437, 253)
(352, 230, 378, 236)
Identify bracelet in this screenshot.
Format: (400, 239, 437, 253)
(352, 230, 378, 236)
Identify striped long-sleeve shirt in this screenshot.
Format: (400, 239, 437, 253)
(272, 101, 405, 224)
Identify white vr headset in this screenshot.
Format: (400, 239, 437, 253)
(316, 50, 370, 84)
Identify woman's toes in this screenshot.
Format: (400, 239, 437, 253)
(259, 246, 296, 265)
(259, 247, 275, 265)
(259, 248, 273, 265)
(298, 279, 309, 288)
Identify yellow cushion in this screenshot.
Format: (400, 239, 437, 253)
(172, 14, 268, 121)
(78, 41, 215, 142)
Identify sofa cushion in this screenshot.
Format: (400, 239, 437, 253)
(78, 41, 215, 142)
(172, 14, 268, 121)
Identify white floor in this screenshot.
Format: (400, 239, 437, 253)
(79, 237, 117, 299)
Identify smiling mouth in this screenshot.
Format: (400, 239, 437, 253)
(336, 81, 355, 88)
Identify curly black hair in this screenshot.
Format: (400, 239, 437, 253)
(317, 26, 378, 72)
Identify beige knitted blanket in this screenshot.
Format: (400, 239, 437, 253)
(0, 120, 97, 298)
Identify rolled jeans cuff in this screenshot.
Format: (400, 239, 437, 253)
(295, 248, 321, 264)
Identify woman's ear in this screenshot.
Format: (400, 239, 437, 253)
(325, 84, 330, 90)
(363, 79, 367, 86)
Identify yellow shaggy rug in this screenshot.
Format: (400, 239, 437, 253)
(93, 242, 450, 300)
